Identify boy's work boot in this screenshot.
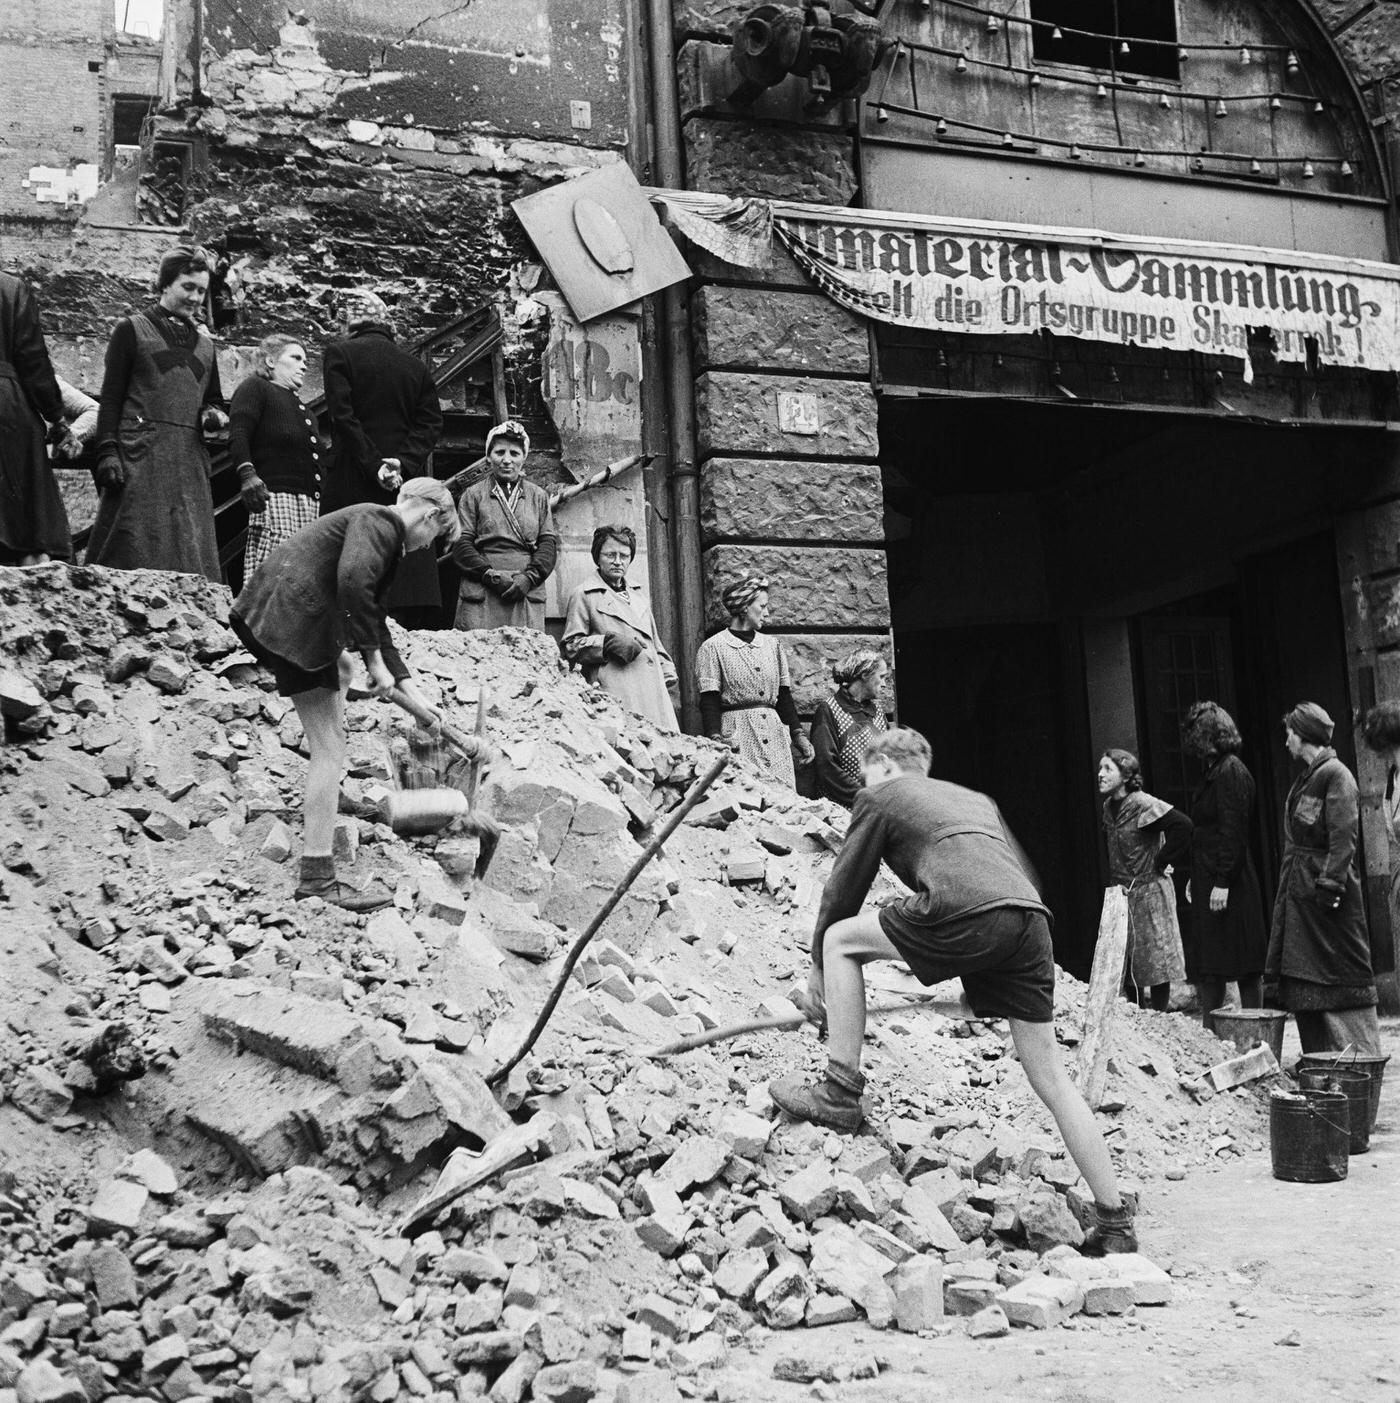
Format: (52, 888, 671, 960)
(1081, 1200, 1138, 1256)
(769, 1058, 868, 1133)
(294, 856, 393, 913)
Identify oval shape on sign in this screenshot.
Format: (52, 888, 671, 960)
(574, 197, 635, 275)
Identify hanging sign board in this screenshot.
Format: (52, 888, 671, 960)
(514, 165, 691, 323)
(770, 213, 1400, 371)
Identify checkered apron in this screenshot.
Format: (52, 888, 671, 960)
(243, 492, 319, 577)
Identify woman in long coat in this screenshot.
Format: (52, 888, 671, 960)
(1181, 701, 1268, 1023)
(0, 271, 68, 564)
(563, 524, 679, 731)
(453, 420, 559, 631)
(696, 573, 813, 788)
(810, 649, 889, 807)
(1099, 748, 1192, 1010)
(86, 248, 227, 581)
(1266, 702, 1382, 1056)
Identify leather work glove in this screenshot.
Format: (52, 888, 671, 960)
(200, 406, 229, 434)
(603, 632, 643, 664)
(500, 572, 531, 604)
(237, 467, 270, 512)
(483, 569, 512, 597)
(94, 454, 125, 492)
(55, 430, 84, 460)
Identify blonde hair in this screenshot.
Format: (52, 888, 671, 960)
(398, 477, 461, 545)
(256, 334, 302, 379)
(866, 726, 932, 775)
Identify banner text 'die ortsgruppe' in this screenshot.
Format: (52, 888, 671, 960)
(774, 216, 1400, 369)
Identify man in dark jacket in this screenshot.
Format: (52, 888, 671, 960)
(769, 726, 1138, 1254)
(0, 271, 70, 563)
(322, 290, 443, 626)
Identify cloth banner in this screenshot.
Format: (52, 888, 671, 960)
(772, 214, 1400, 371)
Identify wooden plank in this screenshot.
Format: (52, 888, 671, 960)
(1077, 885, 1129, 1110)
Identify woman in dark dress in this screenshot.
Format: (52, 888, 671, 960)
(229, 335, 326, 577)
(1181, 701, 1268, 1025)
(0, 271, 68, 564)
(86, 248, 227, 581)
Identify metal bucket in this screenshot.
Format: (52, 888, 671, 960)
(1269, 1088, 1349, 1183)
(1209, 1007, 1286, 1065)
(1296, 1052, 1389, 1137)
(1296, 1068, 1372, 1154)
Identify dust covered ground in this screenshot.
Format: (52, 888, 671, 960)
(0, 563, 1389, 1403)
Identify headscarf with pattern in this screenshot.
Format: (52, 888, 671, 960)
(721, 573, 769, 618)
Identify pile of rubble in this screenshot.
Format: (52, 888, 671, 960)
(0, 564, 1279, 1403)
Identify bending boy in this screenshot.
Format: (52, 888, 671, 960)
(769, 727, 1137, 1254)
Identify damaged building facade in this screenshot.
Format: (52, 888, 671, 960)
(5, 0, 1400, 1000)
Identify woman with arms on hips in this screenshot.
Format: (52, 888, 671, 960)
(1266, 702, 1382, 1056)
(562, 524, 679, 731)
(696, 573, 813, 788)
(228, 335, 326, 577)
(810, 649, 889, 807)
(230, 478, 468, 912)
(1181, 701, 1268, 1025)
(1098, 748, 1191, 1011)
(86, 247, 228, 580)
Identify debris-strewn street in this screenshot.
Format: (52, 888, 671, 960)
(7, 563, 1389, 1403)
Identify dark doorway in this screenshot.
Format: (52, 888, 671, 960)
(882, 394, 1375, 981)
(894, 620, 1097, 976)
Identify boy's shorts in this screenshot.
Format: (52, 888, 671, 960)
(878, 903, 1055, 1022)
(230, 614, 340, 697)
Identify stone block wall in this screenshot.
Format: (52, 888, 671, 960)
(675, 14, 889, 722)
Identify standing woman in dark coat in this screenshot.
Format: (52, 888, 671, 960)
(322, 290, 442, 626)
(229, 335, 326, 577)
(1181, 701, 1268, 1024)
(0, 271, 69, 564)
(1265, 702, 1382, 1056)
(86, 248, 227, 581)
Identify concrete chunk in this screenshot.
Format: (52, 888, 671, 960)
(778, 1162, 838, 1223)
(712, 1247, 769, 1301)
(657, 1136, 730, 1193)
(753, 1262, 811, 1330)
(997, 1273, 1084, 1329)
(87, 1179, 148, 1237)
(891, 1255, 944, 1333)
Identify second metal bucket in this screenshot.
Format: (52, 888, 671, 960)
(1296, 1067, 1372, 1154)
(1209, 1007, 1286, 1065)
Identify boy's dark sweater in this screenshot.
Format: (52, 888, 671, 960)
(814, 775, 1048, 962)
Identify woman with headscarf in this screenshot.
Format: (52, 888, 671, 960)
(810, 649, 888, 807)
(229, 334, 326, 578)
(1265, 702, 1381, 1055)
(1180, 701, 1268, 1024)
(696, 573, 812, 788)
(562, 524, 679, 731)
(0, 270, 68, 565)
(453, 420, 559, 631)
(1098, 748, 1192, 1011)
(86, 247, 228, 581)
